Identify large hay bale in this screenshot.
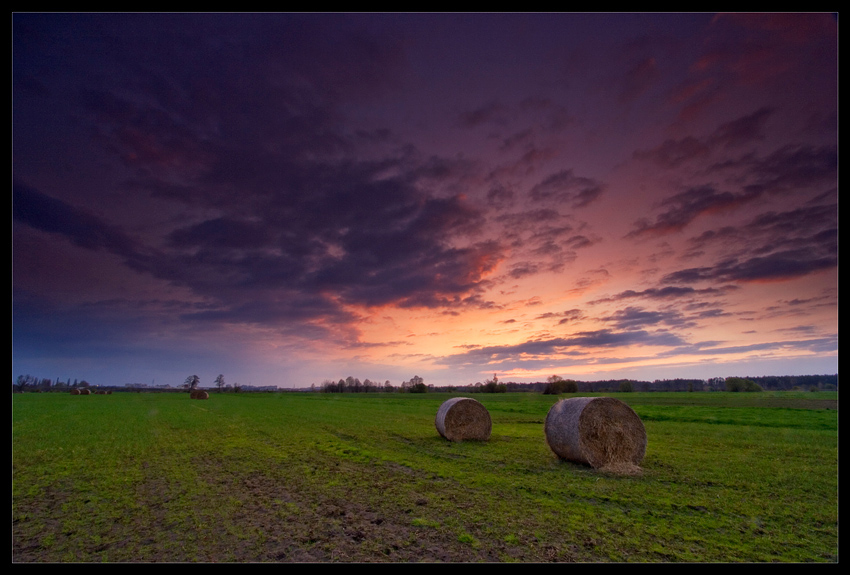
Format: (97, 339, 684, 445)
(435, 397, 491, 441)
(544, 396, 646, 474)
(78, 388, 91, 395)
(190, 389, 209, 400)
(70, 388, 81, 395)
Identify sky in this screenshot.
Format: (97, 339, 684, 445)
(13, 13, 838, 389)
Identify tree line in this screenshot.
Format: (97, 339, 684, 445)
(13, 372, 838, 394)
(529, 374, 837, 393)
(318, 376, 407, 393)
(14, 375, 91, 393)
(184, 374, 243, 393)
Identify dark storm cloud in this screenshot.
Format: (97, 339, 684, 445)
(627, 185, 760, 237)
(710, 144, 838, 196)
(12, 15, 521, 329)
(683, 202, 837, 257)
(13, 14, 838, 386)
(486, 184, 516, 210)
(626, 108, 824, 238)
(632, 107, 775, 169)
(664, 201, 837, 285)
(154, 165, 504, 312)
(591, 285, 734, 303)
(529, 169, 605, 208)
(492, 206, 596, 279)
(437, 328, 689, 367)
(660, 335, 838, 358)
(600, 306, 694, 330)
(168, 218, 272, 250)
(711, 106, 774, 148)
(663, 249, 836, 284)
(535, 308, 584, 324)
(19, 159, 504, 323)
(13, 180, 139, 259)
(629, 138, 836, 239)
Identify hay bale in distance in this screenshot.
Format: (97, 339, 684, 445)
(544, 396, 646, 474)
(70, 388, 81, 395)
(190, 389, 209, 400)
(78, 388, 91, 395)
(435, 397, 491, 442)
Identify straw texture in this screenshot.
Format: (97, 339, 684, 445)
(435, 397, 492, 441)
(545, 396, 646, 474)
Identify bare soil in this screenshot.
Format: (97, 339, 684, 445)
(13, 453, 568, 563)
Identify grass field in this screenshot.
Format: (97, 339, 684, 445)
(12, 391, 838, 562)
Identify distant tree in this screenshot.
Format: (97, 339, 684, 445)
(406, 375, 427, 393)
(618, 380, 634, 393)
(184, 375, 200, 390)
(707, 377, 725, 391)
(214, 374, 226, 393)
(725, 377, 762, 392)
(542, 375, 578, 394)
(233, 382, 242, 393)
(483, 374, 507, 393)
(542, 375, 562, 395)
(14, 374, 34, 393)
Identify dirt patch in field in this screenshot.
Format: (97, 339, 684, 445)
(184, 457, 501, 563)
(15, 452, 564, 563)
(783, 399, 837, 410)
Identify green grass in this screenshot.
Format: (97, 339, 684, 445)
(12, 391, 838, 562)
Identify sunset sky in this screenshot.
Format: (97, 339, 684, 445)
(13, 13, 838, 389)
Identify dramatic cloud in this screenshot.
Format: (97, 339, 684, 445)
(13, 13, 837, 388)
(529, 169, 605, 208)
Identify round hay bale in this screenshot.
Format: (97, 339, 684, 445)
(190, 389, 209, 400)
(70, 388, 81, 395)
(544, 396, 646, 474)
(79, 388, 91, 395)
(435, 397, 491, 442)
